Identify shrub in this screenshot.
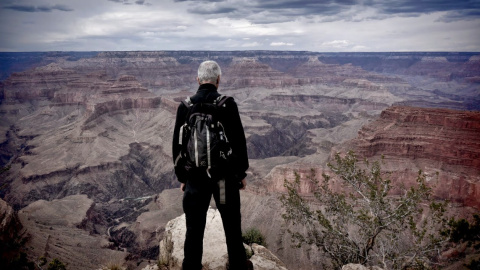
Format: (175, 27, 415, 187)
(444, 214, 480, 248)
(242, 228, 267, 247)
(280, 151, 449, 269)
(47, 258, 67, 270)
(101, 262, 125, 270)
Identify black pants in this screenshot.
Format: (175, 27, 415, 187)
(182, 175, 247, 270)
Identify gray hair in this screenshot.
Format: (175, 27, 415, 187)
(197, 60, 221, 83)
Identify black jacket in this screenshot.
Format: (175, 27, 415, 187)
(172, 83, 249, 183)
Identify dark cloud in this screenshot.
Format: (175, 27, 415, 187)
(372, 0, 480, 21)
(4, 5, 36, 12)
(251, 0, 480, 20)
(248, 0, 356, 19)
(254, 0, 358, 10)
(187, 6, 236, 14)
(177, 0, 359, 23)
(40, 4, 73, 12)
(438, 9, 480, 22)
(180, 0, 236, 15)
(174, 0, 225, 2)
(4, 4, 73, 12)
(174, 0, 480, 23)
(374, 0, 480, 14)
(108, 0, 151, 6)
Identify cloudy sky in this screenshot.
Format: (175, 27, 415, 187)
(1, 0, 479, 52)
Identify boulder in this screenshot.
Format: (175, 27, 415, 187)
(158, 207, 288, 270)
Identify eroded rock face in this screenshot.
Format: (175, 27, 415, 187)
(262, 106, 480, 208)
(1, 63, 176, 209)
(0, 198, 22, 252)
(0, 198, 17, 234)
(355, 106, 480, 167)
(349, 106, 480, 208)
(17, 195, 127, 270)
(158, 207, 288, 270)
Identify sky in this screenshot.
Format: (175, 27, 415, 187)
(1, 0, 480, 52)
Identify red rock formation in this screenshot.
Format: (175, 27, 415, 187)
(348, 106, 480, 208)
(263, 106, 480, 210)
(354, 106, 480, 168)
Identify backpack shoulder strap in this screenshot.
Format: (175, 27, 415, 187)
(215, 95, 233, 107)
(182, 96, 193, 108)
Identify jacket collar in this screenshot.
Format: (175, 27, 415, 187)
(191, 83, 219, 103)
(197, 83, 217, 93)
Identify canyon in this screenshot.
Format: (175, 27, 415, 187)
(0, 51, 479, 270)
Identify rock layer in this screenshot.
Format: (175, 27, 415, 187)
(349, 106, 480, 208)
(355, 106, 480, 169)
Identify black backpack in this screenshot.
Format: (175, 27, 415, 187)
(177, 95, 233, 180)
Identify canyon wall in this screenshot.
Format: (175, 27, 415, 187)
(0, 51, 479, 270)
(350, 106, 480, 208)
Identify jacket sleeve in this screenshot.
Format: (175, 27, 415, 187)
(224, 99, 249, 181)
(172, 103, 188, 183)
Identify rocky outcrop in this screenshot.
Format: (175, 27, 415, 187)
(0, 198, 23, 252)
(84, 96, 162, 124)
(342, 106, 480, 208)
(0, 198, 31, 268)
(159, 207, 288, 270)
(0, 198, 18, 236)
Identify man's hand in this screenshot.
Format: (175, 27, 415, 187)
(180, 183, 185, 192)
(240, 179, 247, 190)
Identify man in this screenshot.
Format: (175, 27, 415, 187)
(172, 60, 250, 270)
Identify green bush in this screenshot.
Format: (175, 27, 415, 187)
(444, 214, 480, 247)
(47, 258, 67, 270)
(280, 151, 449, 270)
(242, 228, 266, 247)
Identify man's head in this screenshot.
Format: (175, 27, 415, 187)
(197, 60, 221, 86)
